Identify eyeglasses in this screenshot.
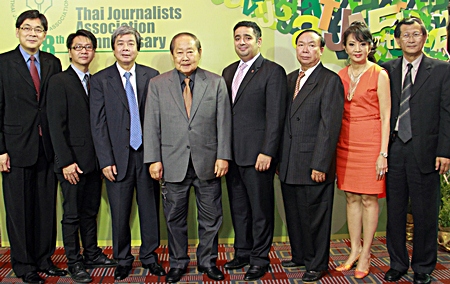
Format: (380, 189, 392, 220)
(401, 32, 422, 41)
(20, 26, 45, 34)
(72, 45, 94, 51)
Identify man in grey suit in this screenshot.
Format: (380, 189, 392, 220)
(90, 25, 165, 281)
(144, 32, 231, 283)
(381, 17, 450, 284)
(278, 30, 344, 282)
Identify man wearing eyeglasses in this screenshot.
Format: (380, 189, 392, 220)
(47, 29, 117, 283)
(0, 10, 63, 283)
(381, 17, 450, 284)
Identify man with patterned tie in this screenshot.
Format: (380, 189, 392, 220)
(221, 21, 288, 281)
(144, 32, 232, 283)
(381, 17, 450, 284)
(0, 10, 64, 283)
(278, 30, 344, 282)
(90, 25, 165, 281)
(47, 29, 116, 283)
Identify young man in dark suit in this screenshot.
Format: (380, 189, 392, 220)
(278, 30, 344, 282)
(0, 10, 64, 283)
(90, 25, 164, 281)
(222, 21, 288, 281)
(381, 17, 450, 284)
(47, 29, 116, 283)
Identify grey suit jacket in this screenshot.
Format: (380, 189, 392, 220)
(90, 63, 159, 181)
(144, 68, 232, 182)
(279, 63, 344, 185)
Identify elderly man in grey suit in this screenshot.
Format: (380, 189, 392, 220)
(278, 30, 344, 282)
(144, 32, 232, 283)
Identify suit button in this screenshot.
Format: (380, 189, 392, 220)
(188, 127, 191, 131)
(126, 127, 130, 131)
(187, 146, 190, 149)
(38, 108, 41, 111)
(296, 117, 300, 121)
(289, 135, 292, 139)
(126, 145, 129, 149)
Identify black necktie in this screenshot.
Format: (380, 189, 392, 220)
(398, 63, 413, 143)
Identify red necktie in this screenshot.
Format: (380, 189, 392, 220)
(29, 55, 40, 101)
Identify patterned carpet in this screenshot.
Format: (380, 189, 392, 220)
(1, 237, 450, 283)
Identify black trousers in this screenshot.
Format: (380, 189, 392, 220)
(2, 143, 57, 277)
(225, 161, 275, 267)
(58, 170, 102, 265)
(163, 161, 222, 269)
(386, 138, 440, 274)
(105, 148, 160, 266)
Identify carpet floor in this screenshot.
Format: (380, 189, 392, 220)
(1, 237, 450, 283)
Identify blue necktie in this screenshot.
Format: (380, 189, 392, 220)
(124, 72, 142, 150)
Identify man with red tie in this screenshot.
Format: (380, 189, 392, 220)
(0, 10, 64, 284)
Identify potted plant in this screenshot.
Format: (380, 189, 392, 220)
(438, 173, 450, 251)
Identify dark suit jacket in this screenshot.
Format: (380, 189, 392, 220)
(90, 63, 159, 181)
(47, 66, 98, 174)
(279, 63, 344, 185)
(381, 56, 450, 173)
(0, 45, 61, 167)
(222, 55, 288, 166)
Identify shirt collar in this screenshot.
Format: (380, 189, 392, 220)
(116, 62, 136, 78)
(70, 64, 89, 82)
(177, 69, 196, 84)
(402, 53, 423, 72)
(300, 61, 320, 76)
(239, 53, 260, 69)
(19, 45, 40, 63)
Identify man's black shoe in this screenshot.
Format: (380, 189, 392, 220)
(414, 273, 431, 284)
(281, 260, 305, 267)
(302, 270, 324, 282)
(224, 257, 249, 270)
(142, 262, 166, 276)
(114, 265, 131, 280)
(198, 266, 224, 281)
(384, 268, 406, 282)
(244, 265, 268, 281)
(39, 264, 67, 276)
(68, 262, 92, 283)
(84, 253, 117, 268)
(21, 271, 45, 283)
(166, 268, 186, 283)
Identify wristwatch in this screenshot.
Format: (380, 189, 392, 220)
(380, 152, 388, 158)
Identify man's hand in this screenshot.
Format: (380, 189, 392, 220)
(63, 163, 83, 185)
(0, 153, 10, 172)
(436, 157, 450, 175)
(311, 169, 326, 183)
(102, 165, 117, 182)
(255, 153, 272, 172)
(214, 159, 228, 177)
(149, 162, 163, 180)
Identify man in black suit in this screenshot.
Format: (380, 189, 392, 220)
(0, 10, 65, 283)
(222, 21, 288, 281)
(278, 30, 344, 282)
(90, 25, 164, 281)
(47, 29, 116, 283)
(381, 17, 450, 284)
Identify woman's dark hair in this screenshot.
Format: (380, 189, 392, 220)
(343, 21, 378, 63)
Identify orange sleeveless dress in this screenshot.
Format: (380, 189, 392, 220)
(336, 64, 386, 195)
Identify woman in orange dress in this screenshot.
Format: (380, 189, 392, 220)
(335, 22, 391, 279)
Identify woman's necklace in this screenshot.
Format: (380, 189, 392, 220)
(347, 64, 368, 101)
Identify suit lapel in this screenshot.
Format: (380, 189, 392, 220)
(390, 58, 403, 100)
(189, 68, 207, 122)
(290, 64, 321, 118)
(411, 56, 431, 99)
(168, 69, 189, 122)
(108, 65, 129, 111)
(12, 47, 35, 93)
(135, 64, 147, 108)
(67, 66, 89, 105)
(233, 56, 264, 105)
